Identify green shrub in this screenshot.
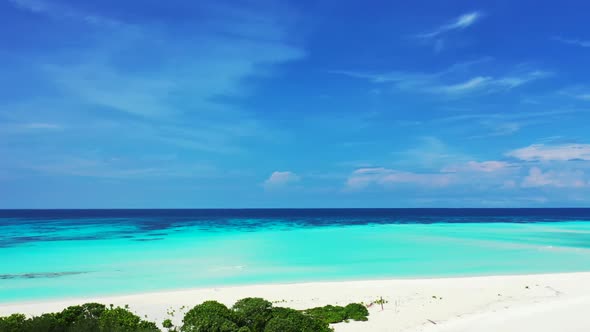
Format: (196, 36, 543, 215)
(0, 298, 367, 332)
(232, 298, 273, 332)
(304, 303, 369, 324)
(68, 318, 101, 332)
(51, 303, 107, 332)
(0, 314, 27, 332)
(163, 318, 174, 329)
(344, 303, 369, 321)
(265, 307, 332, 332)
(0, 303, 158, 332)
(99, 307, 159, 332)
(21, 313, 59, 332)
(267, 307, 293, 320)
(305, 305, 346, 324)
(181, 301, 239, 332)
(56, 303, 106, 325)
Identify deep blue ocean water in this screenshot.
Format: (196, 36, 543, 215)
(1, 209, 590, 302)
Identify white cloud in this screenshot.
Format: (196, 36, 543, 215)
(492, 71, 552, 88)
(471, 122, 521, 138)
(448, 12, 481, 29)
(442, 161, 514, 173)
(264, 171, 300, 188)
(507, 144, 590, 162)
(435, 71, 551, 95)
(343, 155, 590, 195)
(438, 76, 491, 93)
(9, 0, 121, 27)
(418, 12, 482, 38)
(434, 110, 578, 140)
(24, 122, 62, 130)
(9, 0, 46, 13)
(553, 37, 590, 48)
(559, 86, 590, 101)
(12, 0, 304, 118)
(0, 122, 63, 134)
(391, 136, 472, 169)
(43, 35, 303, 118)
(3, 0, 304, 157)
(346, 167, 452, 190)
(23, 155, 216, 179)
(522, 167, 588, 188)
(435, 109, 575, 124)
(332, 62, 550, 97)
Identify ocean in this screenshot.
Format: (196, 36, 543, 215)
(1, 208, 590, 303)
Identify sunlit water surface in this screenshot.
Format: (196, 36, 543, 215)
(1, 209, 590, 302)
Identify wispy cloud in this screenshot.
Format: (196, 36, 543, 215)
(264, 171, 300, 189)
(0, 95, 274, 155)
(344, 139, 590, 196)
(0, 121, 63, 134)
(24, 122, 62, 130)
(559, 86, 590, 101)
(432, 70, 551, 95)
(553, 36, 590, 48)
(8, 0, 46, 12)
(23, 155, 217, 179)
(391, 136, 472, 170)
(2, 0, 304, 156)
(437, 76, 491, 93)
(522, 167, 589, 188)
(434, 109, 580, 126)
(442, 161, 516, 173)
(436, 107, 557, 139)
(42, 33, 303, 118)
(471, 122, 521, 138)
(28, 157, 160, 178)
(345, 160, 515, 191)
(417, 11, 482, 39)
(9, 0, 305, 120)
(346, 167, 453, 190)
(436, 70, 550, 95)
(344, 156, 590, 193)
(507, 144, 590, 162)
(332, 61, 550, 97)
(9, 0, 122, 27)
(492, 71, 553, 88)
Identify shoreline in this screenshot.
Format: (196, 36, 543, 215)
(3, 272, 590, 331)
(1, 269, 586, 306)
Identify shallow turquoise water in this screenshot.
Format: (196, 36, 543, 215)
(1, 209, 590, 302)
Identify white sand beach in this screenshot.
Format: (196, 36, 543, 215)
(2, 272, 590, 331)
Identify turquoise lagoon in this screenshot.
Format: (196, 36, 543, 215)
(1, 209, 590, 302)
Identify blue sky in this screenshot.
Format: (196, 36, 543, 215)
(1, 0, 590, 208)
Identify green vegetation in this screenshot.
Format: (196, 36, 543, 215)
(232, 298, 273, 332)
(99, 307, 159, 331)
(304, 305, 345, 324)
(180, 297, 369, 332)
(364, 296, 388, 310)
(304, 303, 369, 324)
(264, 307, 331, 332)
(0, 303, 159, 332)
(343, 303, 369, 321)
(0, 298, 369, 332)
(181, 301, 239, 332)
(162, 318, 174, 329)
